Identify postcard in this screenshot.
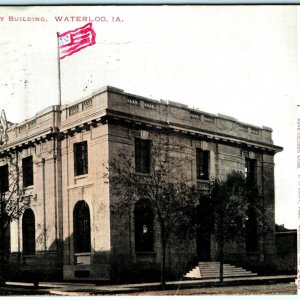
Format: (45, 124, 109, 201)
(0, 5, 297, 296)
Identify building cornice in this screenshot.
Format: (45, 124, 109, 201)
(106, 109, 283, 154)
(0, 86, 283, 156)
(0, 108, 282, 157)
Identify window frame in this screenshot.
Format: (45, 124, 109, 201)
(135, 138, 151, 174)
(196, 148, 210, 180)
(245, 158, 257, 184)
(22, 208, 36, 255)
(0, 164, 9, 193)
(74, 141, 88, 176)
(22, 156, 34, 187)
(134, 199, 154, 253)
(73, 200, 91, 254)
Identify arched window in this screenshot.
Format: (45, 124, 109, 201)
(22, 209, 35, 255)
(73, 200, 91, 253)
(134, 199, 154, 252)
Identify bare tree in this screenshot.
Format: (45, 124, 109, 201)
(0, 152, 33, 280)
(210, 171, 262, 283)
(105, 141, 199, 286)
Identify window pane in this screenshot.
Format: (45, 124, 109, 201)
(22, 209, 35, 255)
(0, 164, 9, 192)
(135, 139, 151, 173)
(135, 199, 154, 252)
(74, 141, 88, 176)
(73, 200, 91, 253)
(245, 158, 257, 184)
(196, 149, 209, 180)
(22, 156, 33, 187)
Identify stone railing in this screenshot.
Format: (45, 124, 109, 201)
(68, 98, 93, 117)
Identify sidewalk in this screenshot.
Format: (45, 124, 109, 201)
(3, 274, 297, 296)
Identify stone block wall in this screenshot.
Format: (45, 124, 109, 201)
(0, 86, 282, 281)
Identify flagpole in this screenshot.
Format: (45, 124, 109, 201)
(56, 32, 62, 106)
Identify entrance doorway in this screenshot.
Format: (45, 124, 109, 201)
(197, 230, 211, 260)
(196, 198, 214, 261)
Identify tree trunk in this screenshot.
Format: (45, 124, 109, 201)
(160, 226, 166, 287)
(219, 238, 224, 283)
(219, 214, 224, 283)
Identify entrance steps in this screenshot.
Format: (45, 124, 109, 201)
(184, 261, 257, 279)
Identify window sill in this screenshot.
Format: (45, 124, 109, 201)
(24, 185, 34, 189)
(23, 254, 36, 265)
(135, 172, 151, 177)
(74, 174, 88, 180)
(74, 252, 91, 256)
(135, 251, 156, 262)
(135, 251, 156, 256)
(74, 252, 91, 265)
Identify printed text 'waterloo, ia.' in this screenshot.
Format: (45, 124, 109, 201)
(0, 16, 124, 22)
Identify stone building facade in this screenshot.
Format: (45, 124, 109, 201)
(0, 86, 282, 281)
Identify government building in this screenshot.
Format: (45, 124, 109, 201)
(0, 86, 283, 281)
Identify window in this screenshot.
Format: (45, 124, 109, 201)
(135, 139, 151, 173)
(73, 200, 91, 253)
(22, 156, 33, 187)
(196, 149, 209, 180)
(74, 141, 88, 176)
(0, 165, 9, 192)
(135, 199, 154, 252)
(22, 209, 35, 255)
(245, 158, 257, 184)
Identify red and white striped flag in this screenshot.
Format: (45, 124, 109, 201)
(58, 23, 96, 59)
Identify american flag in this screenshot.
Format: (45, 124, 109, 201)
(58, 23, 96, 59)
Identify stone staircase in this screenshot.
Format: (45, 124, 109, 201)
(184, 261, 257, 279)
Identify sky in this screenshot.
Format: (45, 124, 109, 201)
(0, 5, 297, 228)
